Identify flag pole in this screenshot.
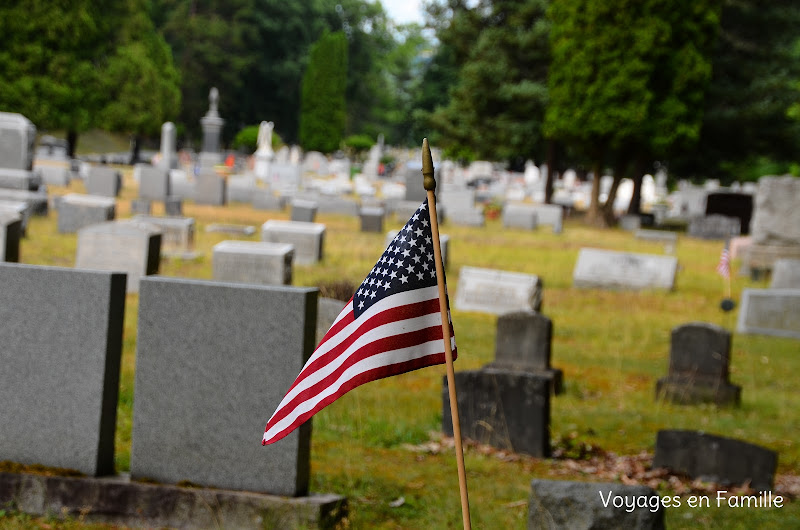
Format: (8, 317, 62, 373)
(422, 138, 472, 530)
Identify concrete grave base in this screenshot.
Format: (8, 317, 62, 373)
(655, 376, 741, 406)
(0, 472, 347, 530)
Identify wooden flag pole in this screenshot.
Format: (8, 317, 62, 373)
(422, 138, 472, 530)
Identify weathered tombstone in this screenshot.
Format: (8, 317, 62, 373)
(0, 212, 22, 262)
(706, 192, 753, 235)
(441, 188, 475, 210)
(530, 204, 563, 234)
(403, 161, 435, 203)
(0, 199, 30, 236)
(573, 248, 678, 290)
(85, 166, 122, 198)
(737, 288, 800, 339)
(359, 206, 384, 233)
(527, 480, 665, 530)
(442, 369, 550, 457)
(164, 196, 183, 216)
(0, 188, 47, 216)
(653, 430, 778, 492)
(619, 214, 641, 231)
(194, 167, 227, 206)
(57, 193, 116, 233)
(261, 220, 325, 265)
(252, 189, 286, 211)
(206, 223, 256, 236)
(157, 121, 178, 171)
(0, 112, 36, 170)
(744, 175, 800, 275)
(133, 215, 196, 257)
(0, 168, 40, 191)
(455, 266, 543, 315)
(316, 297, 347, 346)
(227, 174, 256, 203)
(447, 207, 485, 227)
(290, 199, 318, 222)
(35, 164, 71, 187)
(655, 322, 741, 406)
(75, 220, 162, 294)
(198, 87, 225, 167)
(130, 198, 152, 215)
(502, 203, 538, 230)
(316, 196, 359, 216)
(253, 120, 275, 180)
(0, 263, 125, 476)
(131, 277, 317, 496)
(770, 259, 800, 288)
(386, 230, 449, 269)
(168, 169, 194, 201)
(486, 310, 563, 394)
(634, 229, 678, 253)
(212, 240, 293, 285)
(687, 214, 741, 240)
(136, 164, 170, 201)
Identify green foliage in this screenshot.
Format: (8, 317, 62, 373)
(344, 134, 374, 152)
(299, 30, 348, 153)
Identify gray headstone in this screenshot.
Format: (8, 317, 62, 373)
(195, 168, 227, 206)
(130, 198, 152, 215)
(314, 196, 359, 216)
(57, 193, 116, 233)
(199, 87, 225, 167)
(290, 199, 318, 222)
(0, 112, 36, 170)
(0, 263, 125, 476)
(206, 223, 256, 236)
(212, 240, 293, 286)
(653, 430, 777, 492)
(619, 214, 642, 231)
(75, 220, 162, 294)
(528, 480, 664, 530)
(227, 174, 257, 203)
(0, 199, 30, 236)
(687, 214, 741, 240)
(530, 204, 563, 234)
(441, 188, 475, 210)
(316, 297, 347, 346)
(0, 212, 22, 262)
(737, 288, 800, 339)
(403, 162, 435, 202)
(770, 259, 800, 288)
(130, 277, 317, 496)
(0, 188, 47, 216)
(486, 310, 563, 394)
(85, 166, 122, 197)
(164, 196, 183, 216)
(443, 369, 550, 457)
(705, 192, 753, 236)
(455, 266, 543, 315)
(263, 163, 301, 195)
(252, 189, 286, 211)
(655, 322, 741, 406)
(0, 168, 40, 191)
(36, 164, 71, 187)
(359, 207, 385, 233)
(750, 175, 800, 246)
(634, 229, 678, 244)
(167, 170, 195, 201)
(133, 215, 195, 256)
(502, 203, 538, 230)
(261, 220, 325, 265)
(573, 248, 677, 290)
(447, 207, 485, 227)
(136, 164, 170, 201)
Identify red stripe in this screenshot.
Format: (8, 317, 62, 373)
(265, 322, 445, 429)
(284, 297, 441, 393)
(262, 352, 449, 445)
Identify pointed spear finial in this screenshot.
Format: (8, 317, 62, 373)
(422, 138, 436, 191)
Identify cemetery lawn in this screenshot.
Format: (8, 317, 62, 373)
(8, 169, 800, 529)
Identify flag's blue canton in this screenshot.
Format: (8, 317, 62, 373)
(353, 199, 438, 319)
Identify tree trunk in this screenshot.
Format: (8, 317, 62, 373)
(544, 139, 556, 204)
(601, 157, 629, 226)
(586, 158, 604, 226)
(626, 155, 648, 216)
(66, 130, 78, 159)
(129, 134, 141, 165)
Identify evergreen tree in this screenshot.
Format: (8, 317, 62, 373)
(299, 31, 348, 153)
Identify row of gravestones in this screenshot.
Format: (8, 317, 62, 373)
(0, 261, 347, 527)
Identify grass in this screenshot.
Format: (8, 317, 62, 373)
(4, 167, 800, 528)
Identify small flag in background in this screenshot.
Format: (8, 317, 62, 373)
(716, 242, 731, 279)
(263, 198, 456, 445)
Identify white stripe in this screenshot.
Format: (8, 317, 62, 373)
(264, 338, 445, 441)
(267, 309, 442, 424)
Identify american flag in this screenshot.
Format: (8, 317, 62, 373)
(716, 243, 730, 279)
(263, 199, 456, 445)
